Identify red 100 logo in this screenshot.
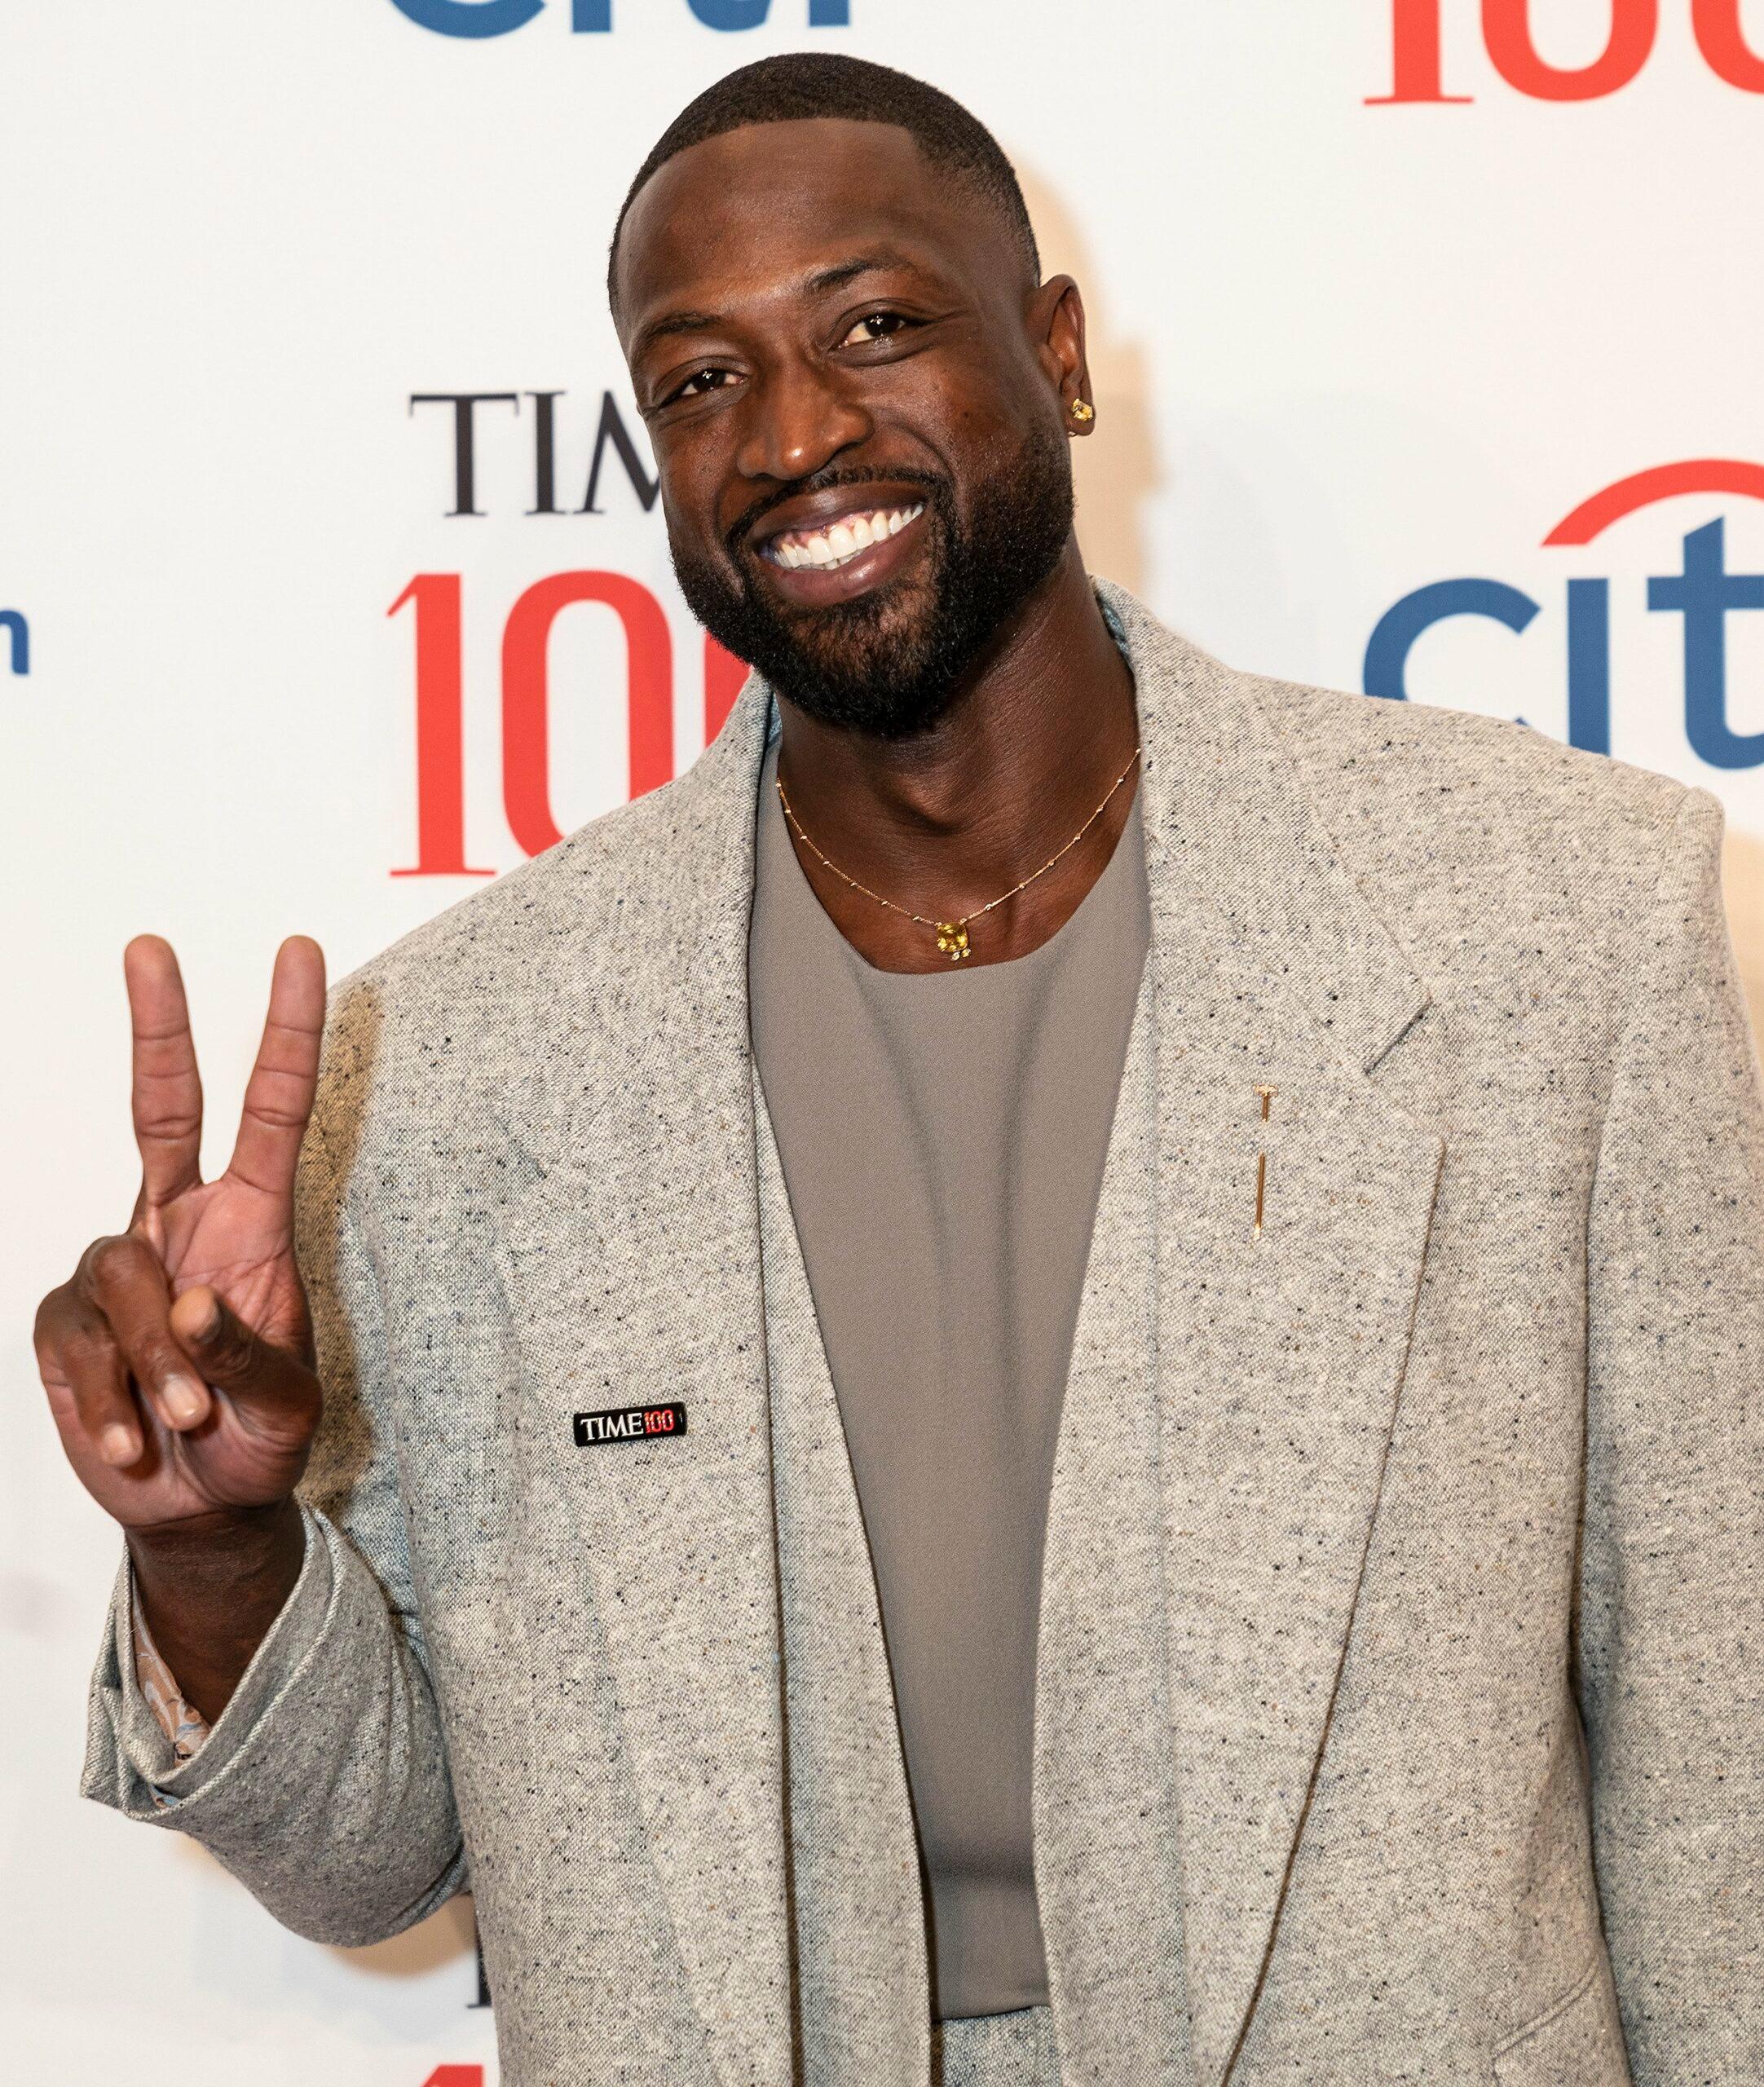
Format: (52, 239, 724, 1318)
(1371, 0, 1763, 101)
(390, 572, 747, 877)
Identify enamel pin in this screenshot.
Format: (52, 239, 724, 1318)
(1253, 1084, 1277, 1239)
(573, 1402, 687, 1446)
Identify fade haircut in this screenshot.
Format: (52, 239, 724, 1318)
(607, 53, 1041, 315)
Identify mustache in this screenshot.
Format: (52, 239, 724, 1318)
(723, 465, 948, 557)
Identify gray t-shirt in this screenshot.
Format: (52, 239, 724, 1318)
(748, 733, 1150, 2021)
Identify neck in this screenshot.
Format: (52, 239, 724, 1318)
(772, 545, 1140, 973)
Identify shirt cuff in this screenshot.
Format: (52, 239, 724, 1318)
(130, 1596, 212, 1809)
(90, 1503, 326, 1822)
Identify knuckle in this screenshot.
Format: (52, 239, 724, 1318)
(137, 1106, 201, 1141)
(193, 1300, 272, 1390)
(82, 1232, 149, 1292)
(206, 1312, 254, 1375)
(33, 1286, 108, 1367)
(62, 1364, 120, 1418)
(250, 1102, 307, 1132)
(98, 1306, 179, 1384)
(62, 1321, 124, 1377)
(139, 1327, 198, 1386)
(31, 1282, 73, 1352)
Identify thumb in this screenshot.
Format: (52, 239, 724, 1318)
(170, 1286, 320, 1429)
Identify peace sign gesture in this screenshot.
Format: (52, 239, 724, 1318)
(34, 935, 329, 1537)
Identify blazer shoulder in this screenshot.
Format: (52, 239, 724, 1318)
(1236, 668, 1703, 880)
(1106, 585, 1696, 876)
(353, 754, 721, 984)
(1251, 669, 1696, 854)
(1238, 667, 1720, 995)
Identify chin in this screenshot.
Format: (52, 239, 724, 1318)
(790, 580, 930, 654)
(677, 537, 964, 734)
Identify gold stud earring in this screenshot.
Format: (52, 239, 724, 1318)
(1069, 399, 1095, 424)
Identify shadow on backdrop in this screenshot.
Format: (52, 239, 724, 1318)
(1017, 169, 1159, 603)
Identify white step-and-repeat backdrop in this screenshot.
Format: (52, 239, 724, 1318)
(3, 4, 1760, 2080)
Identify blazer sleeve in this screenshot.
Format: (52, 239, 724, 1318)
(1577, 786, 1764, 2084)
(79, 998, 468, 1948)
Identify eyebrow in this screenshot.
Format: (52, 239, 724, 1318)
(630, 308, 722, 362)
(803, 251, 918, 296)
(630, 251, 928, 364)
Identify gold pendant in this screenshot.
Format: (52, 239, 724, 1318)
(934, 921, 972, 963)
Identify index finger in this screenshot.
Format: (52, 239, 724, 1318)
(227, 937, 327, 1208)
(126, 935, 204, 1212)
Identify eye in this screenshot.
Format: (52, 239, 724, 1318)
(664, 367, 739, 404)
(837, 309, 918, 348)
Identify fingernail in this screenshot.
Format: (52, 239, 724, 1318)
(162, 1377, 208, 1427)
(101, 1423, 140, 1466)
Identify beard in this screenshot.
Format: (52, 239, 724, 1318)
(668, 419, 1075, 740)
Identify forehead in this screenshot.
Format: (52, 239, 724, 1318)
(615, 116, 1017, 334)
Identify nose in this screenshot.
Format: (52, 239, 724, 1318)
(734, 355, 873, 488)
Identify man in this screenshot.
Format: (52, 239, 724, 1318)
(36, 52, 1763, 2087)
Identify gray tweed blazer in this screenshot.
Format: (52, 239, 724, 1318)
(83, 585, 1764, 2086)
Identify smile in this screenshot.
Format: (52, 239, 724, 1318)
(761, 501, 926, 572)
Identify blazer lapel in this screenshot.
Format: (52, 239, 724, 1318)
(491, 676, 792, 2087)
(755, 1088, 932, 2087)
(1100, 585, 1446, 2087)
(1034, 971, 1195, 2087)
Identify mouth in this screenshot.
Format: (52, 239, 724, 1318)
(749, 496, 931, 607)
(760, 501, 925, 573)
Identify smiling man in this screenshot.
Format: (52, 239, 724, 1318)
(43, 53, 1764, 2087)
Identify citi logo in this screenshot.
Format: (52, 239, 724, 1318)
(1365, 461, 1764, 770)
(1370, 1, 1762, 102)
(388, 0, 849, 38)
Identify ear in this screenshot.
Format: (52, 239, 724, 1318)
(1030, 275, 1094, 434)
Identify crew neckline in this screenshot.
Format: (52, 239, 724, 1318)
(760, 735, 1144, 988)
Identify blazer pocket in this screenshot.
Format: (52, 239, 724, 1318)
(1493, 1952, 1632, 2087)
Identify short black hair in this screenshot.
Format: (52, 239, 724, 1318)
(607, 53, 1041, 315)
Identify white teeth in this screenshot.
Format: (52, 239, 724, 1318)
(768, 501, 925, 570)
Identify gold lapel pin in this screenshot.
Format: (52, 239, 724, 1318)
(1253, 1085, 1277, 1239)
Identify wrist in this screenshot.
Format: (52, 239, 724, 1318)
(126, 1494, 305, 1569)
(126, 1498, 309, 1727)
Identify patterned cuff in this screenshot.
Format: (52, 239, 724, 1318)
(131, 1596, 210, 1807)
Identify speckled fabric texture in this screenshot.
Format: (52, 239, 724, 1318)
(931, 2006, 1061, 2086)
(757, 1089, 933, 2087)
(82, 583, 1763, 2086)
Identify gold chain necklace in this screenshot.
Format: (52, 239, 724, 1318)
(774, 743, 1141, 964)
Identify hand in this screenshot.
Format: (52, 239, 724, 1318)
(34, 935, 328, 1537)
